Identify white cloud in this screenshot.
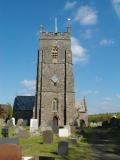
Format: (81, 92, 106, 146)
(89, 102, 120, 114)
(99, 39, 114, 46)
(104, 97, 112, 101)
(20, 80, 36, 90)
(64, 1, 77, 10)
(71, 36, 88, 64)
(83, 29, 93, 39)
(112, 0, 120, 18)
(81, 90, 100, 96)
(74, 6, 97, 25)
(116, 93, 120, 99)
(95, 76, 103, 82)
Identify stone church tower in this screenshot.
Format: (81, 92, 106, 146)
(34, 20, 75, 128)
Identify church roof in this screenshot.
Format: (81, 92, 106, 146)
(13, 96, 35, 110)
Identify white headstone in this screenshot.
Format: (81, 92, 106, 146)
(64, 125, 71, 135)
(30, 119, 38, 133)
(12, 117, 15, 125)
(22, 157, 33, 160)
(59, 128, 70, 137)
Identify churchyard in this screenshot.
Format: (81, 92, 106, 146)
(0, 118, 120, 160)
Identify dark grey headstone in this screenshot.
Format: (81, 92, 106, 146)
(58, 141, 68, 155)
(1, 128, 9, 137)
(34, 156, 55, 160)
(43, 130, 53, 144)
(0, 137, 19, 144)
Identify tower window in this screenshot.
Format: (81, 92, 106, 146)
(51, 46, 58, 59)
(52, 99, 58, 112)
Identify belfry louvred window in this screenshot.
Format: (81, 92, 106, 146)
(51, 46, 58, 58)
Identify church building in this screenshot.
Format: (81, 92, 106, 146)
(34, 20, 75, 128)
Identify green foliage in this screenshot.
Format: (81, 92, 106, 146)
(7, 103, 13, 119)
(0, 105, 4, 118)
(88, 112, 120, 123)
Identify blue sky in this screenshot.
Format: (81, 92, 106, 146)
(0, 0, 120, 114)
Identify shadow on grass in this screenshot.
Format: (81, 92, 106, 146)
(82, 127, 120, 160)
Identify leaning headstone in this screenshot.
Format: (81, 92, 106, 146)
(59, 128, 70, 137)
(30, 119, 38, 133)
(17, 119, 24, 126)
(43, 130, 53, 144)
(58, 141, 68, 155)
(1, 127, 9, 137)
(0, 144, 22, 160)
(0, 137, 19, 144)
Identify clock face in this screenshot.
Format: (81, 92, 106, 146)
(51, 75, 59, 83)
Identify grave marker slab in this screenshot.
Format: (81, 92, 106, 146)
(43, 130, 53, 144)
(0, 144, 22, 160)
(17, 119, 24, 126)
(58, 141, 68, 155)
(34, 156, 55, 160)
(30, 119, 38, 133)
(1, 128, 9, 137)
(0, 137, 19, 144)
(59, 128, 70, 137)
(69, 138, 77, 146)
(7, 119, 13, 128)
(12, 117, 15, 126)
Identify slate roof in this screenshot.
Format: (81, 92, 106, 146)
(13, 96, 35, 110)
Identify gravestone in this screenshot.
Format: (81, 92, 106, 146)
(7, 119, 13, 128)
(17, 129, 30, 139)
(14, 126, 23, 135)
(30, 119, 38, 133)
(110, 117, 118, 127)
(12, 117, 15, 126)
(0, 144, 22, 160)
(22, 157, 33, 160)
(23, 119, 28, 126)
(64, 125, 71, 136)
(43, 130, 53, 144)
(69, 138, 77, 146)
(34, 156, 55, 160)
(58, 141, 68, 155)
(0, 137, 19, 144)
(59, 128, 70, 137)
(1, 128, 9, 137)
(0, 119, 5, 127)
(17, 119, 24, 126)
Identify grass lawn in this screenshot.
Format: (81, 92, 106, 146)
(1, 127, 120, 159)
(20, 135, 95, 160)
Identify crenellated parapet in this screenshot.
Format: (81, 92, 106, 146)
(40, 32, 70, 40)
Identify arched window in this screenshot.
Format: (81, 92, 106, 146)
(52, 99, 58, 112)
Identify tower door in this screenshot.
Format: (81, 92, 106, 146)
(52, 116, 58, 134)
